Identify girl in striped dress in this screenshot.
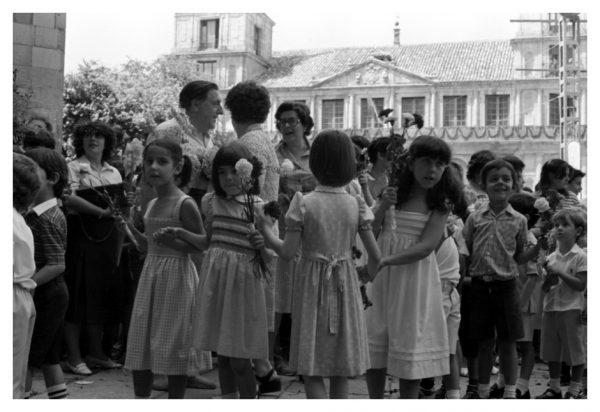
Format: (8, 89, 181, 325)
(123, 139, 202, 399)
(156, 142, 273, 399)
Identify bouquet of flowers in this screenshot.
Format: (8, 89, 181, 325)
(279, 158, 294, 176)
(234, 157, 273, 280)
(386, 113, 423, 190)
(533, 190, 562, 282)
(122, 137, 144, 183)
(199, 146, 220, 180)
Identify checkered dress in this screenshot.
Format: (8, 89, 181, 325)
(125, 195, 200, 375)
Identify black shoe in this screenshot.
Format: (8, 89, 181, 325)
(516, 388, 530, 399)
(489, 383, 504, 399)
(255, 369, 282, 395)
(434, 383, 446, 399)
(564, 389, 583, 399)
(462, 384, 479, 399)
(536, 388, 562, 399)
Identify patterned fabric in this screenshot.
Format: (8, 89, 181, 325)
(463, 203, 528, 280)
(193, 193, 269, 359)
(125, 195, 202, 375)
(367, 209, 449, 379)
(25, 200, 67, 269)
(238, 125, 280, 203)
(543, 244, 587, 312)
(519, 231, 543, 314)
(284, 187, 372, 376)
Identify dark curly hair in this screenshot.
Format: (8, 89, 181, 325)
(466, 150, 496, 184)
(13, 152, 41, 212)
(395, 135, 462, 214)
(212, 141, 263, 198)
(535, 158, 570, 196)
(225, 81, 271, 124)
(72, 121, 116, 163)
(22, 126, 55, 150)
(367, 137, 391, 165)
(275, 101, 314, 136)
(25, 148, 68, 198)
(179, 80, 219, 110)
(509, 192, 539, 229)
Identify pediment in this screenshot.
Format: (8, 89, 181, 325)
(311, 58, 435, 88)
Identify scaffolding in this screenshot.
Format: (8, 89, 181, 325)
(511, 13, 586, 161)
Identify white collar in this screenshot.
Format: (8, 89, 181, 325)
(31, 198, 58, 216)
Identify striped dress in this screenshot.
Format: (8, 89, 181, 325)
(125, 195, 200, 375)
(192, 193, 270, 359)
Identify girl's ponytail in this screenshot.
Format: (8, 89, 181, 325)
(176, 155, 193, 189)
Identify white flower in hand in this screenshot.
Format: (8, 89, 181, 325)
(280, 159, 294, 176)
(79, 163, 92, 175)
(235, 158, 253, 180)
(534, 197, 550, 213)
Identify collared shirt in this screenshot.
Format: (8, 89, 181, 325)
(543, 244, 587, 312)
(25, 199, 67, 272)
(13, 208, 36, 290)
(463, 203, 528, 280)
(68, 155, 122, 192)
(275, 136, 311, 171)
(238, 124, 280, 203)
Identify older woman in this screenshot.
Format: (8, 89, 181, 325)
(224, 80, 282, 393)
(272, 102, 317, 375)
(63, 121, 126, 375)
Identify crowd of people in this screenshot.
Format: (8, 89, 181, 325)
(13, 79, 587, 400)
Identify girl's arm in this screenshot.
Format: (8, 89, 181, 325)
(155, 198, 206, 253)
(379, 210, 448, 269)
(260, 218, 301, 260)
(62, 194, 110, 218)
(358, 229, 381, 281)
(155, 227, 209, 251)
(33, 264, 65, 286)
(552, 268, 586, 292)
(371, 186, 397, 237)
(358, 172, 375, 207)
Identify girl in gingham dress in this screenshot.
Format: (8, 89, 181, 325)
(156, 142, 273, 399)
(260, 130, 381, 399)
(123, 139, 203, 399)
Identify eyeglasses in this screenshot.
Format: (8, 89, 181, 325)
(276, 118, 301, 128)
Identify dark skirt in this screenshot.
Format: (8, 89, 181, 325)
(64, 185, 126, 325)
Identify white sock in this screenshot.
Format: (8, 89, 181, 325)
(446, 389, 460, 399)
(549, 378, 561, 392)
(496, 373, 505, 388)
(568, 380, 582, 395)
(478, 383, 490, 399)
(516, 378, 529, 394)
(47, 383, 68, 399)
(503, 384, 516, 399)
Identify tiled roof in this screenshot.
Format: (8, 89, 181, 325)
(256, 40, 515, 87)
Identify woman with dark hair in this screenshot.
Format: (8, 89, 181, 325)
(273, 101, 317, 376)
(225, 81, 282, 393)
(62, 121, 127, 375)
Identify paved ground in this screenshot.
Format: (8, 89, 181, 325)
(28, 360, 576, 399)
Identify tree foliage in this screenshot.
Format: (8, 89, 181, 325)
(63, 55, 203, 142)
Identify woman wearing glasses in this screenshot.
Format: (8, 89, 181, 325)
(273, 102, 317, 376)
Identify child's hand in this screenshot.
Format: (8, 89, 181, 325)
(380, 186, 397, 208)
(248, 230, 265, 250)
(358, 171, 369, 187)
(256, 211, 277, 232)
(376, 257, 390, 274)
(153, 227, 179, 245)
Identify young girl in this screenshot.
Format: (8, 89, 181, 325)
(123, 138, 202, 399)
(260, 130, 381, 399)
(535, 158, 581, 209)
(156, 141, 273, 399)
(366, 135, 462, 399)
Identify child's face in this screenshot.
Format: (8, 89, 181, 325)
(33, 167, 51, 204)
(410, 156, 447, 189)
(568, 176, 583, 195)
(484, 167, 514, 203)
(549, 170, 569, 191)
(143, 145, 180, 187)
(553, 218, 581, 247)
(217, 165, 243, 198)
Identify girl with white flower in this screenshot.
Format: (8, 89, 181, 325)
(155, 141, 273, 399)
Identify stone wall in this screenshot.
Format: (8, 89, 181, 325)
(13, 13, 66, 145)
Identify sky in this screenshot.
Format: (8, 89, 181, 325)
(63, 8, 519, 74)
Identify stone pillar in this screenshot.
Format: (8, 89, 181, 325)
(348, 94, 354, 129)
(13, 13, 66, 147)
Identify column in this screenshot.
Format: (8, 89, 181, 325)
(348, 94, 355, 129)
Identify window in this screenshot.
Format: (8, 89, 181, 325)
(401, 97, 425, 118)
(228, 65, 237, 86)
(254, 26, 261, 56)
(443, 96, 467, 126)
(549, 93, 575, 125)
(322, 99, 344, 129)
(200, 19, 219, 50)
(485, 95, 510, 126)
(360, 98, 384, 128)
(197, 60, 216, 81)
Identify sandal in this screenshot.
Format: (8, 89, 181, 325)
(255, 368, 282, 394)
(65, 360, 92, 375)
